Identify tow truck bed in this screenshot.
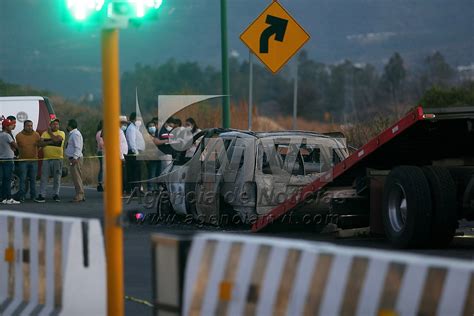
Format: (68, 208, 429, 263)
(253, 106, 474, 231)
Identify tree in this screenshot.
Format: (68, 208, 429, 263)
(421, 51, 455, 89)
(292, 50, 330, 120)
(378, 52, 407, 105)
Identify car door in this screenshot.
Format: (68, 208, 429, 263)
(195, 136, 234, 223)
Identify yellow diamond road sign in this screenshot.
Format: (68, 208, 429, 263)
(240, 1, 310, 74)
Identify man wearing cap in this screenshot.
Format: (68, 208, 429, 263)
(125, 112, 145, 194)
(0, 119, 20, 204)
(35, 118, 65, 203)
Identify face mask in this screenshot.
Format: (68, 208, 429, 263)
(121, 125, 127, 131)
(166, 126, 173, 132)
(148, 127, 156, 134)
(135, 121, 142, 128)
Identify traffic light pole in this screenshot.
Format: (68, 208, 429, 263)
(220, 0, 230, 128)
(101, 28, 124, 316)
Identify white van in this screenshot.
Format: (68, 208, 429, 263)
(0, 96, 56, 136)
(0, 96, 58, 196)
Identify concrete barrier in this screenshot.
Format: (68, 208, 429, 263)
(180, 233, 473, 316)
(151, 233, 192, 316)
(0, 211, 106, 316)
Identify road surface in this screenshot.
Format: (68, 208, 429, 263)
(2, 185, 473, 315)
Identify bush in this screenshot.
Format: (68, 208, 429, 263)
(419, 82, 474, 108)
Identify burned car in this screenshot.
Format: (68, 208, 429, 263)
(154, 128, 349, 225)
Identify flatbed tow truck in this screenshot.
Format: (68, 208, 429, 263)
(253, 106, 474, 248)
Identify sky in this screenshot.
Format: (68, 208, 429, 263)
(0, 0, 473, 98)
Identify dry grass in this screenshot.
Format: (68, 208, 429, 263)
(173, 100, 341, 133)
(54, 98, 409, 185)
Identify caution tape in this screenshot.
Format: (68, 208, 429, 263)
(5, 152, 145, 162)
(125, 295, 154, 308)
(7, 155, 104, 162)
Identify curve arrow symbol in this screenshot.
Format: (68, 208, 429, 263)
(259, 15, 288, 54)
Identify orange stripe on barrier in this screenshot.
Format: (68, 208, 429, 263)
(244, 245, 271, 316)
(215, 242, 243, 315)
(189, 240, 217, 316)
(417, 267, 447, 315)
(340, 257, 370, 315)
(4, 247, 14, 263)
(463, 273, 474, 316)
(303, 253, 334, 315)
(378, 262, 406, 312)
(273, 249, 301, 316)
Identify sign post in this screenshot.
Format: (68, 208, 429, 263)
(101, 28, 124, 316)
(221, 0, 231, 128)
(63, 1, 165, 315)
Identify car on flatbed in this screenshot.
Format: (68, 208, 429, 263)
(153, 107, 474, 249)
(154, 128, 349, 227)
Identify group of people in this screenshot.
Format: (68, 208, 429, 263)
(0, 112, 201, 205)
(0, 116, 85, 204)
(96, 113, 201, 196)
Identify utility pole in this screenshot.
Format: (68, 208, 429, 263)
(248, 51, 254, 130)
(64, 2, 165, 315)
(292, 59, 299, 130)
(220, 0, 231, 128)
(101, 29, 124, 316)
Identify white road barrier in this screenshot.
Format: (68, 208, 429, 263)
(0, 211, 106, 316)
(180, 233, 473, 316)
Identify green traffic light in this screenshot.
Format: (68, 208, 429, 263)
(66, 0, 105, 21)
(63, 0, 164, 27)
(128, 0, 163, 18)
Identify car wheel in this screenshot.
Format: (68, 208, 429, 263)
(382, 166, 432, 248)
(422, 166, 458, 247)
(157, 186, 173, 218)
(185, 182, 199, 219)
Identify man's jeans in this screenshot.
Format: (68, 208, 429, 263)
(146, 160, 161, 191)
(18, 161, 38, 199)
(39, 159, 63, 197)
(97, 151, 103, 184)
(0, 160, 14, 200)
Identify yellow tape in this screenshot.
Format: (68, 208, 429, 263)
(9, 153, 140, 162)
(124, 295, 154, 307)
(10, 155, 104, 162)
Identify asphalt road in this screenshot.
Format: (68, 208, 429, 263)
(2, 185, 473, 315)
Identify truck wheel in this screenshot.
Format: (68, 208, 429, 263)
(382, 166, 432, 248)
(422, 166, 457, 247)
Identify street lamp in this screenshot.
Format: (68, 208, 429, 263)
(63, 1, 164, 315)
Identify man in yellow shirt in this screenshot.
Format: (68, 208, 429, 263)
(15, 120, 40, 202)
(35, 118, 65, 203)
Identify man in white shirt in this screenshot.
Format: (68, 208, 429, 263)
(0, 118, 20, 204)
(125, 112, 145, 194)
(65, 119, 85, 202)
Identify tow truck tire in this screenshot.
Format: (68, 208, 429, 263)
(422, 166, 457, 247)
(382, 166, 432, 248)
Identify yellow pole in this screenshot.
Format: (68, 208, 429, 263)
(101, 28, 124, 316)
